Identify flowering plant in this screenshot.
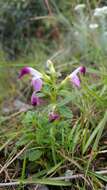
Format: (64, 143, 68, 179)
(19, 60, 86, 121)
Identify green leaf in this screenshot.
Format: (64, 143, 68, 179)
(58, 96, 74, 107)
(16, 137, 30, 147)
(59, 90, 72, 97)
(16, 133, 35, 147)
(28, 150, 43, 161)
(21, 178, 71, 186)
(89, 171, 107, 183)
(22, 111, 36, 125)
(47, 161, 63, 175)
(31, 170, 47, 178)
(59, 106, 73, 119)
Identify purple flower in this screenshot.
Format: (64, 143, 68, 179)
(18, 67, 30, 78)
(49, 112, 60, 122)
(19, 67, 43, 106)
(19, 66, 42, 79)
(19, 67, 43, 92)
(31, 92, 41, 106)
(31, 77, 43, 92)
(69, 66, 86, 87)
(79, 66, 86, 74)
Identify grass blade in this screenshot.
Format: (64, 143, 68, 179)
(83, 111, 107, 154)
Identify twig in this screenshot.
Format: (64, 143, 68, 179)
(44, 0, 52, 16)
(0, 110, 24, 124)
(0, 182, 20, 187)
(0, 107, 32, 124)
(0, 164, 10, 182)
(0, 141, 33, 174)
(0, 164, 16, 190)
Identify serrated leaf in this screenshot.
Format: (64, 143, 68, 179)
(22, 111, 36, 125)
(57, 96, 74, 107)
(59, 106, 73, 119)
